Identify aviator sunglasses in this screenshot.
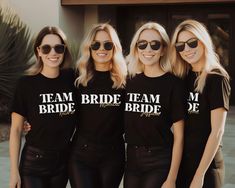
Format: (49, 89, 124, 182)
(175, 38, 199, 52)
(137, 40, 162, 51)
(90, 41, 114, 51)
(39, 44, 66, 54)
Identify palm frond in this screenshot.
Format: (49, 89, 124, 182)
(0, 7, 34, 122)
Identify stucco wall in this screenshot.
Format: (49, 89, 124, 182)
(0, 0, 99, 51)
(0, 0, 60, 35)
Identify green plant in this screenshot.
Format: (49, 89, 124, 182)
(0, 7, 33, 122)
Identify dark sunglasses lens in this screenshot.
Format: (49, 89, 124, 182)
(91, 42, 101, 50)
(175, 43, 185, 52)
(104, 42, 114, 50)
(150, 40, 161, 50)
(54, 44, 65, 54)
(41, 45, 51, 54)
(187, 39, 198, 48)
(137, 41, 148, 50)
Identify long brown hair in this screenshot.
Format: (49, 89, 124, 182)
(26, 26, 72, 75)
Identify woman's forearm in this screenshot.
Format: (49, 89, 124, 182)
(194, 108, 226, 177)
(166, 120, 184, 181)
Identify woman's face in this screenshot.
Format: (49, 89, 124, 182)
(37, 34, 65, 70)
(137, 29, 164, 66)
(91, 30, 114, 65)
(176, 30, 204, 66)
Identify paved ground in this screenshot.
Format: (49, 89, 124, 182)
(1, 107, 235, 188)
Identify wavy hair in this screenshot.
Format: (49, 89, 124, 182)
(127, 22, 171, 77)
(74, 23, 127, 89)
(26, 26, 72, 75)
(170, 19, 230, 93)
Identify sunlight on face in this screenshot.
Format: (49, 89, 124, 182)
(91, 30, 114, 67)
(37, 34, 64, 70)
(137, 29, 164, 67)
(177, 30, 205, 68)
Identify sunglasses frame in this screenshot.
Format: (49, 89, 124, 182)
(137, 40, 162, 51)
(175, 38, 199, 52)
(90, 41, 114, 51)
(39, 44, 66, 54)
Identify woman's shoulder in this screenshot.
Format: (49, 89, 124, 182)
(165, 72, 184, 84)
(126, 73, 143, 83)
(207, 71, 224, 84)
(60, 68, 76, 80)
(206, 70, 231, 94)
(15, 74, 39, 90)
(17, 74, 39, 83)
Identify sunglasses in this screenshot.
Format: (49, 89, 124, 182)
(137, 40, 162, 51)
(39, 44, 66, 54)
(175, 38, 199, 52)
(90, 41, 114, 51)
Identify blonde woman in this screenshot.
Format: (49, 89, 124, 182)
(9, 26, 77, 188)
(124, 22, 185, 188)
(68, 23, 127, 188)
(170, 19, 231, 188)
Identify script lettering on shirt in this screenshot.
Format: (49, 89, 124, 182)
(81, 94, 121, 108)
(187, 92, 199, 114)
(125, 93, 161, 117)
(38, 92, 75, 116)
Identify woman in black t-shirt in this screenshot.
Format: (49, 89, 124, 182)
(170, 19, 231, 188)
(124, 22, 185, 188)
(9, 26, 77, 188)
(68, 23, 127, 188)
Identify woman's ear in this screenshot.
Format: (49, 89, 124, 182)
(37, 47, 41, 57)
(160, 46, 165, 57)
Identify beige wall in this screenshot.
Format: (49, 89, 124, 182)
(0, 0, 60, 35)
(0, 0, 100, 49)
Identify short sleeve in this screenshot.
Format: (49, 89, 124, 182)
(11, 77, 27, 117)
(207, 74, 230, 111)
(170, 78, 187, 123)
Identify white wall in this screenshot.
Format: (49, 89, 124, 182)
(0, 0, 60, 35)
(0, 0, 100, 54)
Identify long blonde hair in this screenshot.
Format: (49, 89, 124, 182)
(26, 26, 72, 75)
(74, 23, 127, 89)
(127, 22, 171, 77)
(170, 19, 230, 93)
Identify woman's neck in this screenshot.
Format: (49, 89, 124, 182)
(41, 67, 60, 78)
(94, 61, 111, 72)
(144, 62, 165, 77)
(191, 57, 205, 72)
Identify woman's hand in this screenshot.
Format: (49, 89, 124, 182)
(23, 121, 31, 134)
(9, 170, 21, 188)
(189, 174, 204, 188)
(161, 179, 176, 188)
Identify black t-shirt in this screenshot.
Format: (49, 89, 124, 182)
(184, 70, 230, 156)
(11, 69, 78, 150)
(75, 70, 125, 144)
(124, 73, 186, 147)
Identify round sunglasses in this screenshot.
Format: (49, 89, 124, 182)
(39, 44, 66, 54)
(175, 38, 199, 52)
(90, 41, 114, 51)
(137, 40, 162, 51)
